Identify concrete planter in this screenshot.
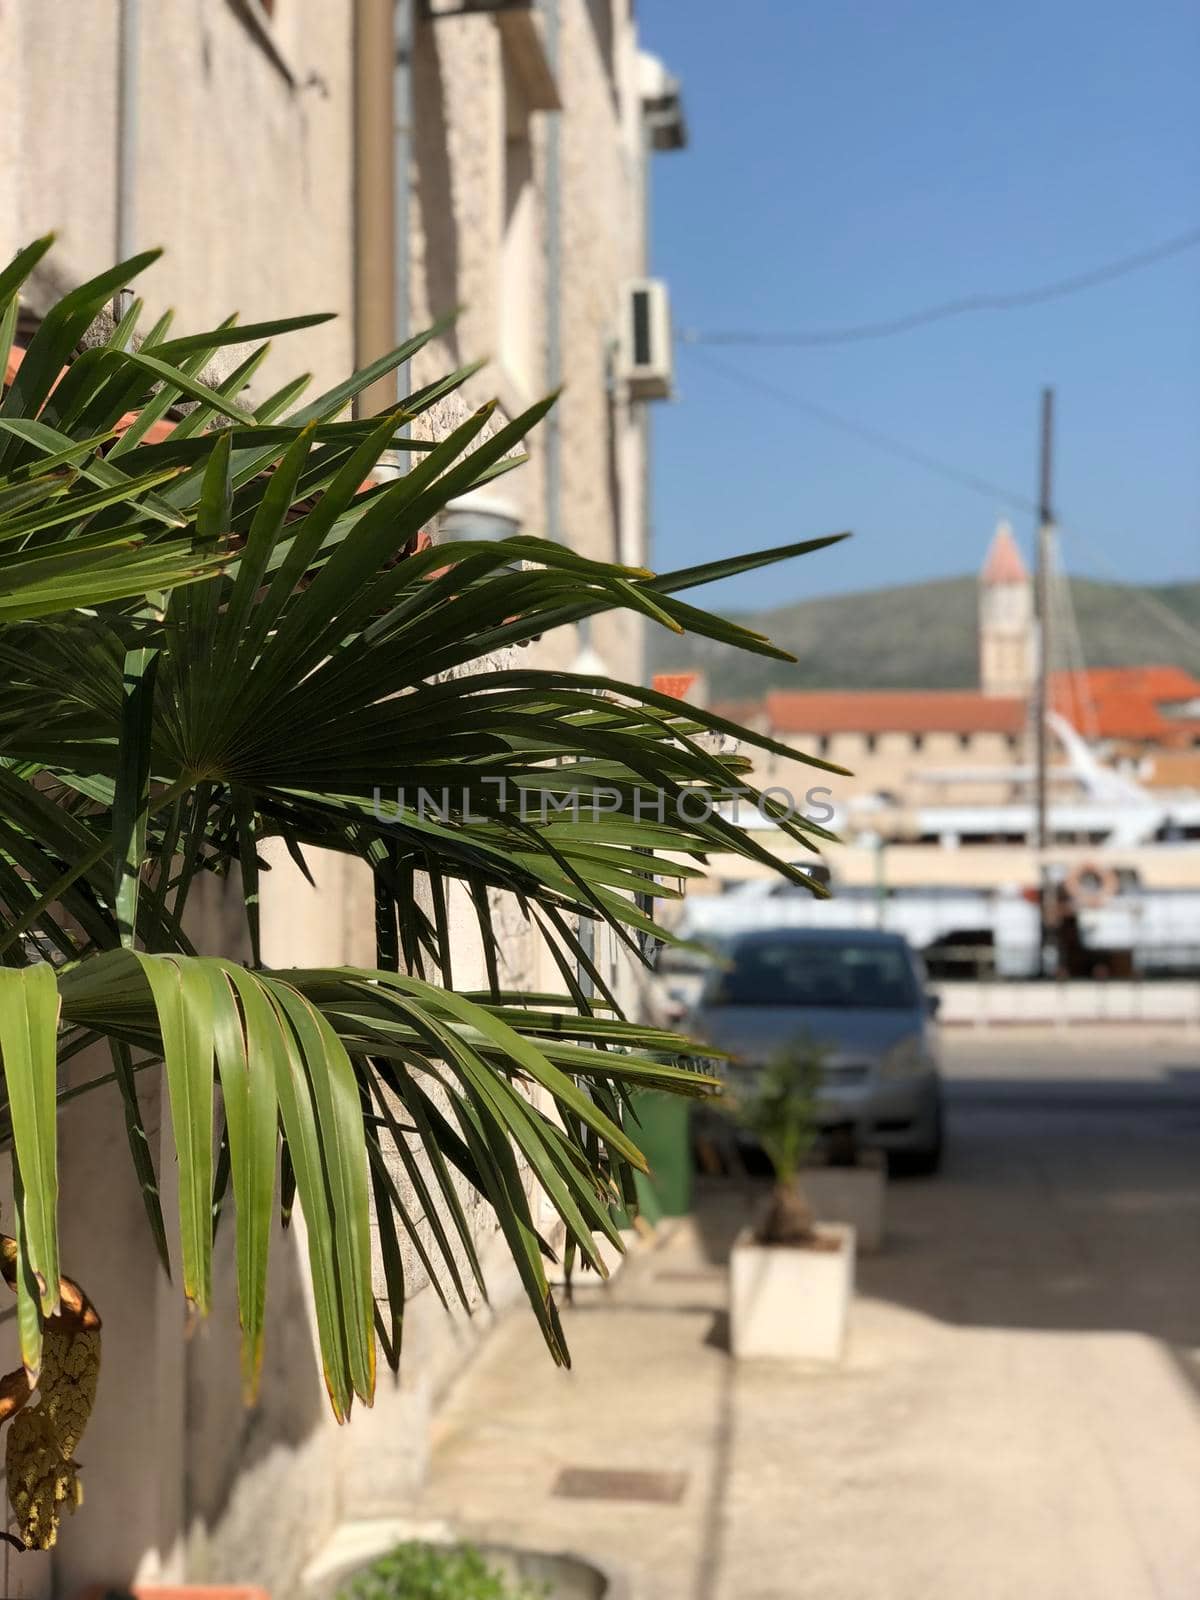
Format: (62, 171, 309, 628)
(730, 1222, 855, 1363)
(302, 1520, 630, 1600)
(802, 1153, 886, 1252)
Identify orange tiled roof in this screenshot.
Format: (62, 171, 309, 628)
(1052, 665, 1200, 745)
(113, 409, 177, 445)
(1054, 665, 1200, 703)
(763, 689, 1026, 736)
(6, 344, 177, 444)
(652, 672, 698, 700)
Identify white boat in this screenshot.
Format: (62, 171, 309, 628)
(903, 714, 1200, 849)
(684, 716, 1200, 978)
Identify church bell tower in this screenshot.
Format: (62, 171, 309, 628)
(979, 519, 1034, 698)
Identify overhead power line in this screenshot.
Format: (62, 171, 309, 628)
(1055, 526, 1200, 658)
(686, 345, 1038, 512)
(681, 345, 1200, 661)
(682, 224, 1200, 348)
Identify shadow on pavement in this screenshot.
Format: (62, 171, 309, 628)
(688, 1074, 1200, 1354)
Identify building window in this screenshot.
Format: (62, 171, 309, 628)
(817, 734, 830, 757)
(911, 733, 924, 753)
(958, 732, 971, 751)
(864, 734, 877, 755)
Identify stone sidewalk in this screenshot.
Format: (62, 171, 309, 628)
(410, 1056, 1200, 1599)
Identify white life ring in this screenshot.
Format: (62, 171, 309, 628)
(1064, 862, 1118, 909)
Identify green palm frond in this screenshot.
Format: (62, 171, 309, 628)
(0, 242, 842, 1423)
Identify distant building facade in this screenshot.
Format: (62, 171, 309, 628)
(715, 522, 1200, 846)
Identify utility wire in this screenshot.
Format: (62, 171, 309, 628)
(686, 345, 1038, 513)
(682, 344, 1200, 662)
(681, 224, 1200, 348)
(1055, 524, 1200, 658)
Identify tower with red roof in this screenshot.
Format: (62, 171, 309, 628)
(979, 519, 1034, 698)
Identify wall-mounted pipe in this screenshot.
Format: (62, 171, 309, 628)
(545, 3, 599, 990)
(538, 0, 594, 986)
(354, 0, 407, 419)
(392, 0, 413, 411)
(115, 0, 140, 262)
(542, 0, 563, 550)
(353, 0, 413, 431)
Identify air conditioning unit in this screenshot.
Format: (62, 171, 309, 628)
(621, 279, 673, 400)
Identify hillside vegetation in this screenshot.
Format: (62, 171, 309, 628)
(650, 576, 1200, 699)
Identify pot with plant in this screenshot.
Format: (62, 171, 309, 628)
(331, 1538, 625, 1600)
(728, 1041, 856, 1362)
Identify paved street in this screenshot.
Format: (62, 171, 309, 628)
(415, 1028, 1200, 1598)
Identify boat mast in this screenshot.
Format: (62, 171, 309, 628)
(1034, 386, 1055, 973)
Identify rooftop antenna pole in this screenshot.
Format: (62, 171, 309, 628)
(1034, 386, 1055, 974)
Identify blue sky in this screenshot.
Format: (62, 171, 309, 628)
(639, 0, 1200, 611)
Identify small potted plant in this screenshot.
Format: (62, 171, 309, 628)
(326, 1537, 627, 1600)
(728, 1042, 856, 1362)
(338, 1541, 546, 1600)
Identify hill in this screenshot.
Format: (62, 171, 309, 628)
(651, 576, 1200, 699)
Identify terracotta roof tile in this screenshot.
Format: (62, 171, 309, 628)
(1053, 665, 1200, 703)
(763, 689, 1026, 735)
(6, 345, 179, 443)
(1051, 665, 1200, 743)
(113, 410, 177, 445)
(652, 672, 698, 700)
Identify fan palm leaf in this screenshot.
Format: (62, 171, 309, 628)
(0, 243, 843, 1421)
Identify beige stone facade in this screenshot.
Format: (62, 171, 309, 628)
(0, 3, 684, 1594)
(736, 697, 1031, 838)
(717, 529, 1044, 838)
(0, 0, 357, 399)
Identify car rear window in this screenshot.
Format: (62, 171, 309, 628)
(713, 940, 919, 1009)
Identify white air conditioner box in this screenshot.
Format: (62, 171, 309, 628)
(621, 278, 674, 400)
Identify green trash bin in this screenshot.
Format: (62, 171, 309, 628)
(623, 1087, 693, 1223)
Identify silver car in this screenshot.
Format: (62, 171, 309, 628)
(690, 926, 944, 1172)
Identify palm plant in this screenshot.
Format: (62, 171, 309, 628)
(734, 1042, 826, 1246)
(0, 238, 845, 1478)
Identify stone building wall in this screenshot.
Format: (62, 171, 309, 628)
(0, 2, 679, 1595)
(0, 0, 356, 399)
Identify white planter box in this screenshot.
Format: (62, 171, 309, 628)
(730, 1222, 855, 1364)
(802, 1156, 886, 1252)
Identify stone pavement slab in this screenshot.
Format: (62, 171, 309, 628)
(413, 1038, 1200, 1598)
